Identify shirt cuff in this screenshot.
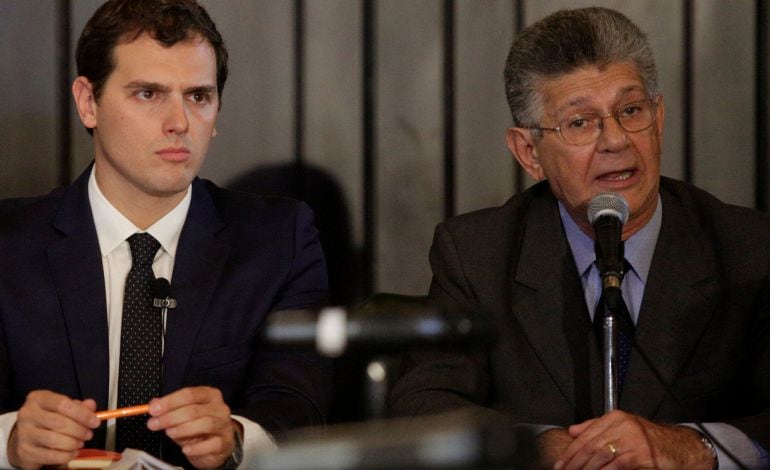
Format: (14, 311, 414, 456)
(520, 423, 562, 436)
(0, 411, 17, 469)
(231, 414, 277, 468)
(680, 422, 763, 470)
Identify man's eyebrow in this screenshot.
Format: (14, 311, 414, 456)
(556, 85, 647, 115)
(123, 82, 217, 96)
(125, 81, 171, 92)
(184, 85, 217, 95)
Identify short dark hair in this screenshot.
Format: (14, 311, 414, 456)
(76, 0, 228, 105)
(504, 7, 657, 128)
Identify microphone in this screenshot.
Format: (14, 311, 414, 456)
(587, 192, 630, 291)
(151, 278, 175, 371)
(587, 193, 629, 413)
(151, 278, 177, 309)
(263, 300, 486, 358)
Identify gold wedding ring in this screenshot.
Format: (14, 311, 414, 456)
(607, 443, 618, 457)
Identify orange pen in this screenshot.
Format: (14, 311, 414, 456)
(95, 404, 150, 420)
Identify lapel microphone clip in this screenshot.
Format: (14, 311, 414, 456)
(151, 277, 177, 309)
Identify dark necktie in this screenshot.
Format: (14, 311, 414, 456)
(116, 233, 162, 455)
(593, 261, 636, 389)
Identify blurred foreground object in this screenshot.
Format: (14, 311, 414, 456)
(254, 409, 537, 469)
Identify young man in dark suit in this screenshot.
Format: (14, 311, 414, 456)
(0, 1, 331, 468)
(390, 7, 770, 469)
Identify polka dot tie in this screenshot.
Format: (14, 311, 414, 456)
(116, 233, 162, 456)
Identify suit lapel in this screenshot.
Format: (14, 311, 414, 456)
(510, 189, 603, 420)
(46, 169, 110, 407)
(162, 180, 230, 394)
(620, 187, 718, 415)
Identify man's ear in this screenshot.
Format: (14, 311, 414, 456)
(506, 127, 545, 181)
(72, 76, 97, 130)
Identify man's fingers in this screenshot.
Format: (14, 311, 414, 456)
(148, 401, 229, 432)
(558, 430, 611, 468)
(145, 386, 235, 469)
(14, 443, 78, 469)
(567, 417, 596, 436)
(148, 386, 230, 434)
(180, 432, 230, 458)
(9, 391, 100, 469)
(579, 445, 616, 470)
(20, 423, 85, 452)
(150, 386, 222, 415)
(18, 398, 96, 442)
(29, 390, 100, 429)
(558, 439, 611, 470)
(162, 415, 231, 441)
(556, 411, 636, 470)
(10, 423, 82, 469)
(81, 398, 98, 412)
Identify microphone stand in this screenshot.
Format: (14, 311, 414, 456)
(589, 195, 628, 413)
(602, 320, 617, 412)
(601, 279, 623, 413)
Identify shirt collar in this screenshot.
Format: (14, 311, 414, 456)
(559, 195, 662, 284)
(87, 166, 192, 258)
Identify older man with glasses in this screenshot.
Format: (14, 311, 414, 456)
(390, 7, 770, 470)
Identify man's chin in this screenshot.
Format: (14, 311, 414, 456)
(142, 179, 193, 199)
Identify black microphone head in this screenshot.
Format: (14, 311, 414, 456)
(587, 192, 630, 225)
(151, 277, 171, 298)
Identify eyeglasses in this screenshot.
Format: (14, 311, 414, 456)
(532, 99, 658, 146)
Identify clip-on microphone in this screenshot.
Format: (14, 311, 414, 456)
(152, 278, 177, 309)
(151, 278, 176, 365)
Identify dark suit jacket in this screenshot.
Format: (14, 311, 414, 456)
(389, 177, 770, 451)
(0, 167, 333, 466)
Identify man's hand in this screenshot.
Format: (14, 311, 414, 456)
(7, 390, 100, 470)
(147, 386, 239, 470)
(553, 410, 715, 469)
(536, 428, 575, 469)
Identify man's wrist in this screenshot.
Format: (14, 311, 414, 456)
(675, 425, 718, 470)
(218, 422, 243, 470)
(694, 430, 718, 470)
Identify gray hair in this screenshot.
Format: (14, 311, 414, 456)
(504, 7, 658, 128)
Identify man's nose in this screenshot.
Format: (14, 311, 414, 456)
(163, 97, 189, 135)
(596, 114, 629, 150)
